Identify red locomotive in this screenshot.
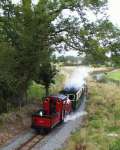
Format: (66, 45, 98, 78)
(31, 94, 72, 133)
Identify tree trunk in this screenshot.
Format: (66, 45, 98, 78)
(45, 85, 49, 96)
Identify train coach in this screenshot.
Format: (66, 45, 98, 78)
(60, 83, 87, 110)
(31, 94, 72, 133)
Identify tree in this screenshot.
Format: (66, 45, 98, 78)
(0, 0, 78, 104)
(0, 0, 40, 104)
(0, 42, 17, 112)
(107, 26, 120, 67)
(0, 0, 113, 108)
(35, 47, 58, 96)
(53, 1, 115, 64)
(37, 63, 58, 96)
(0, 0, 47, 99)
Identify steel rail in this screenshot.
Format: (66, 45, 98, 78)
(16, 134, 44, 150)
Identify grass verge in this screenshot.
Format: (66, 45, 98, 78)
(106, 70, 120, 81)
(59, 77, 120, 150)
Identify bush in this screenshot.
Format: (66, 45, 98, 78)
(109, 140, 120, 150)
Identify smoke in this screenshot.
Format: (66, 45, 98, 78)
(63, 67, 91, 122)
(64, 111, 87, 122)
(64, 66, 91, 89)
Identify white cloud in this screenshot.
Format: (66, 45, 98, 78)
(12, 0, 21, 4)
(54, 50, 78, 57)
(12, 0, 39, 5)
(108, 0, 120, 27)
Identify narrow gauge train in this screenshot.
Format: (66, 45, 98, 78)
(31, 84, 87, 133)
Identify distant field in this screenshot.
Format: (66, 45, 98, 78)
(106, 70, 120, 81)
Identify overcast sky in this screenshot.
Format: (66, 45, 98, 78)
(108, 0, 120, 27)
(11, 0, 120, 26)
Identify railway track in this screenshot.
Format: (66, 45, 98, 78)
(16, 134, 44, 150)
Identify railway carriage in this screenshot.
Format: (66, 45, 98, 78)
(31, 94, 72, 132)
(60, 83, 87, 110)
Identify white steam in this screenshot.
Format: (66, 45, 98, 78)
(64, 111, 87, 122)
(64, 66, 91, 89)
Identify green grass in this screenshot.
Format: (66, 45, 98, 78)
(59, 79, 120, 150)
(27, 81, 45, 101)
(50, 73, 65, 94)
(106, 71, 120, 81)
(27, 72, 65, 102)
(109, 139, 120, 150)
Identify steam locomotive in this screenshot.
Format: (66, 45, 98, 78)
(31, 83, 87, 133)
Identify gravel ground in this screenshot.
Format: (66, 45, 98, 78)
(0, 129, 36, 150)
(33, 97, 86, 150)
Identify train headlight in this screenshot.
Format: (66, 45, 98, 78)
(39, 111, 43, 116)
